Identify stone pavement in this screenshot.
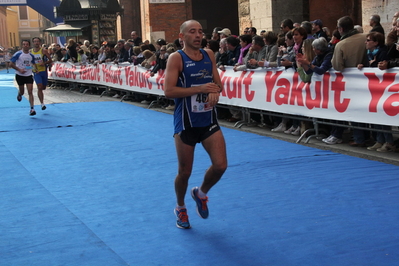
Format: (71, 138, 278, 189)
(23, 82, 399, 166)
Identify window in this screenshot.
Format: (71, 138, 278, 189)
(19, 6, 28, 20)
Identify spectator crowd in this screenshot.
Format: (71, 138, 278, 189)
(12, 12, 399, 152)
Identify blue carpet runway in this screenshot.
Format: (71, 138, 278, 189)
(1, 69, 399, 265)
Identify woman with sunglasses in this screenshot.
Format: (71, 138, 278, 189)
(357, 32, 393, 152)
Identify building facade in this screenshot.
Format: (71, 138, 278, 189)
(119, 0, 239, 44)
(0, 6, 7, 49)
(119, 0, 398, 45)
(56, 0, 124, 45)
(6, 6, 19, 48)
(2, 0, 399, 48)
(12, 5, 52, 46)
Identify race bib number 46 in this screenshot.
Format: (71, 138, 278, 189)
(191, 93, 212, 113)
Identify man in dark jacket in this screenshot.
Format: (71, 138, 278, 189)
(226, 36, 241, 66)
(312, 19, 329, 40)
(369, 15, 385, 36)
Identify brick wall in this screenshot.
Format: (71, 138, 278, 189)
(309, 0, 362, 36)
(148, 1, 192, 44)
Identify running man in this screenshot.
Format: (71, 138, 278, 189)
(164, 20, 228, 229)
(31, 37, 52, 111)
(9, 40, 37, 116)
(5, 49, 11, 73)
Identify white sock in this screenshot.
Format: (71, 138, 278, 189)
(176, 204, 186, 210)
(197, 188, 207, 198)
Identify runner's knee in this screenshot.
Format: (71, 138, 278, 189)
(213, 161, 227, 175)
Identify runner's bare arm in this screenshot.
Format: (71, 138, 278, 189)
(9, 61, 24, 73)
(204, 49, 222, 107)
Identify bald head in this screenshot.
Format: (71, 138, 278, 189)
(180, 20, 202, 33)
(131, 31, 138, 39)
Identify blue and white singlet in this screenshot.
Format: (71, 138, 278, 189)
(173, 49, 218, 134)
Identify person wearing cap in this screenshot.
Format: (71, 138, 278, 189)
(312, 19, 328, 39)
(218, 28, 231, 39)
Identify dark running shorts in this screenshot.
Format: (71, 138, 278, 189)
(16, 74, 34, 86)
(177, 123, 220, 146)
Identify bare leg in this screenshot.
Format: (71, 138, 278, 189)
(18, 85, 25, 96)
(174, 135, 195, 206)
(37, 83, 44, 104)
(27, 84, 34, 108)
(200, 130, 228, 193)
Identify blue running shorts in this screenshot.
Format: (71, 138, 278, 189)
(34, 71, 48, 88)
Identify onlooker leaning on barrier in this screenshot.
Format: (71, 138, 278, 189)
(378, 31, 399, 70)
(235, 35, 266, 71)
(299, 37, 333, 77)
(296, 38, 316, 84)
(258, 31, 278, 67)
(225, 36, 241, 66)
(66, 39, 78, 63)
(284, 38, 315, 136)
(332, 16, 368, 72)
(271, 30, 295, 132)
(332, 16, 369, 147)
(215, 38, 229, 67)
(232, 34, 252, 71)
(226, 34, 252, 122)
(89, 46, 99, 63)
(357, 32, 393, 152)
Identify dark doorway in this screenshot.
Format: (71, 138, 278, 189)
(191, 0, 239, 36)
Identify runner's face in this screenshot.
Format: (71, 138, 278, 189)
(181, 22, 203, 49)
(22, 41, 30, 52)
(33, 39, 41, 48)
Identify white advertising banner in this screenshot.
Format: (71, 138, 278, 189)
(50, 62, 399, 126)
(0, 0, 27, 4)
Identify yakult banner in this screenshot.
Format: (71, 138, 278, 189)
(50, 62, 399, 126)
